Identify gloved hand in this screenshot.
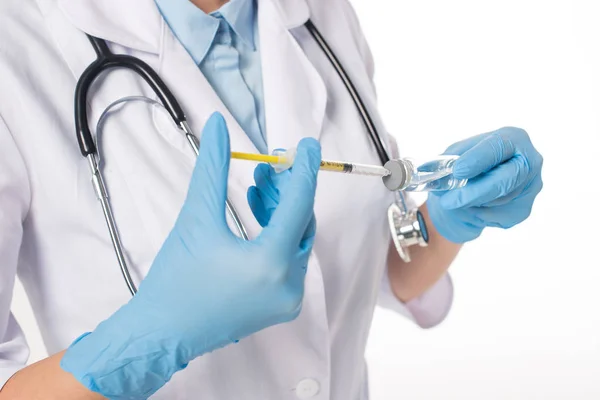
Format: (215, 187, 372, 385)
(248, 161, 317, 242)
(61, 112, 322, 399)
(426, 127, 543, 244)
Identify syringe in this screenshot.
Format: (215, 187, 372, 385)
(231, 149, 391, 177)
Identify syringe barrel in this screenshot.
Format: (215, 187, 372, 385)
(271, 148, 389, 177)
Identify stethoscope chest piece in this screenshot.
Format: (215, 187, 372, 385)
(388, 202, 429, 263)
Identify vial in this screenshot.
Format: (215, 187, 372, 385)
(382, 155, 468, 192)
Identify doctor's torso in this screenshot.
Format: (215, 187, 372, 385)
(0, 0, 398, 398)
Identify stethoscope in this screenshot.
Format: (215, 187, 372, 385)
(75, 20, 428, 296)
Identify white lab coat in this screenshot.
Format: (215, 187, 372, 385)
(0, 0, 453, 398)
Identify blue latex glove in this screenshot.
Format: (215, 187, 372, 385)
(248, 161, 317, 242)
(61, 112, 322, 399)
(426, 127, 544, 243)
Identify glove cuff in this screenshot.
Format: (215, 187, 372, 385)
(60, 299, 188, 399)
(426, 195, 483, 244)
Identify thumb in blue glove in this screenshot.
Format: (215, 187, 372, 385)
(427, 127, 544, 243)
(61, 112, 322, 399)
(248, 160, 317, 253)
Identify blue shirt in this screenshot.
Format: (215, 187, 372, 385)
(154, 0, 268, 154)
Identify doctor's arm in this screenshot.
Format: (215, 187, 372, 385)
(386, 127, 544, 309)
(339, 0, 543, 325)
(0, 351, 104, 399)
(387, 204, 462, 304)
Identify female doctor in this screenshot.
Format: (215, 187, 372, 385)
(0, 0, 543, 398)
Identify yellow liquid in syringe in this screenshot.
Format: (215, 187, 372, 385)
(230, 151, 390, 177)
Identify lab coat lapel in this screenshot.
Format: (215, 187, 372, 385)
(43, 4, 187, 281)
(259, 0, 327, 152)
(50, 0, 265, 251)
(53, 0, 326, 240)
(156, 23, 260, 158)
(156, 22, 264, 240)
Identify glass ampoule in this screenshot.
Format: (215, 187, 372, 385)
(401, 155, 467, 191)
(383, 155, 467, 192)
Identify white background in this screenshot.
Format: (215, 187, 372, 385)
(10, 0, 600, 399)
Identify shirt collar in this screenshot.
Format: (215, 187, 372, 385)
(154, 0, 256, 65)
(215, 0, 256, 50)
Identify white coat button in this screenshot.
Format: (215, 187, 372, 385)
(295, 378, 320, 399)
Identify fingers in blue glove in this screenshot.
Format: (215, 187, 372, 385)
(248, 163, 317, 253)
(248, 164, 284, 227)
(260, 138, 321, 248)
(471, 180, 542, 228)
(441, 128, 543, 209)
(441, 155, 531, 208)
(427, 126, 543, 244)
(183, 112, 232, 232)
(451, 132, 516, 179)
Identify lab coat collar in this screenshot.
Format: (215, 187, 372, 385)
(257, 0, 326, 151)
(57, 0, 310, 54)
(57, 0, 163, 54)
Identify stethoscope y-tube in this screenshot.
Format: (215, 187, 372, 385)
(75, 35, 249, 296)
(75, 36, 186, 156)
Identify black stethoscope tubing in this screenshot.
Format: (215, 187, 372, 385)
(75, 20, 390, 164)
